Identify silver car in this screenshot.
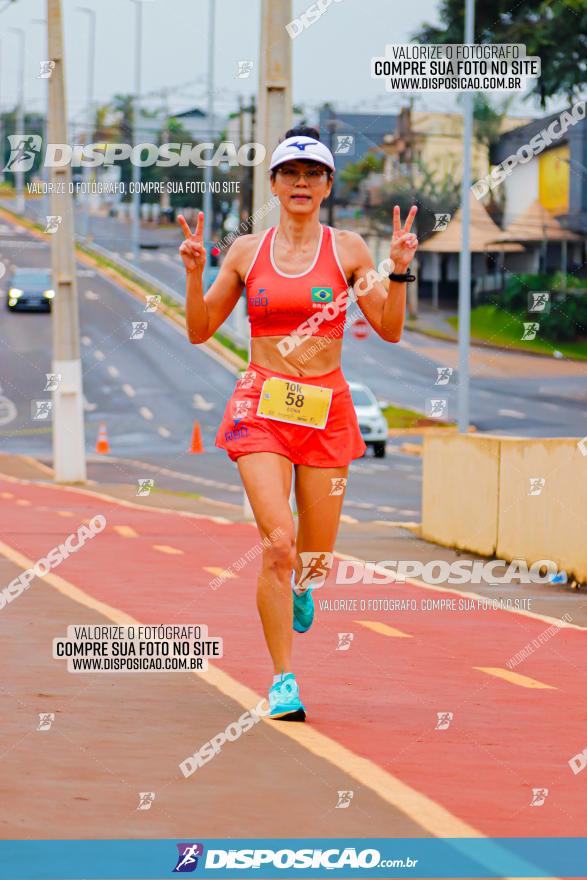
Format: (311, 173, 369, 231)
(349, 382, 388, 458)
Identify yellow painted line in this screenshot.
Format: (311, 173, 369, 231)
(57, 510, 74, 517)
(204, 566, 237, 579)
(16, 498, 31, 506)
(113, 525, 138, 538)
(474, 667, 556, 690)
(0, 536, 488, 843)
(355, 620, 413, 638)
(153, 544, 184, 555)
(0, 491, 14, 498)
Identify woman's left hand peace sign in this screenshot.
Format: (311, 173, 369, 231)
(390, 205, 418, 272)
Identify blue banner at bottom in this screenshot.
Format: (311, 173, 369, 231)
(0, 838, 586, 879)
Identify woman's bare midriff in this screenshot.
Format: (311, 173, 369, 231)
(250, 335, 344, 377)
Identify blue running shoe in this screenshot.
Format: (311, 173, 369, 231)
(268, 673, 306, 721)
(293, 587, 314, 633)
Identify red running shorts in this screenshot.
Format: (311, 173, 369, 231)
(215, 361, 367, 468)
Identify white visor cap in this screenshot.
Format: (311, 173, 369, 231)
(269, 135, 335, 172)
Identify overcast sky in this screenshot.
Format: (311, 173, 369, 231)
(0, 0, 569, 131)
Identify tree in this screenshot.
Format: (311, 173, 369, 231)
(413, 0, 587, 108)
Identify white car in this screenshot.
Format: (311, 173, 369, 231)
(349, 382, 388, 458)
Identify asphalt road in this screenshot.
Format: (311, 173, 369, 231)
(14, 196, 587, 438)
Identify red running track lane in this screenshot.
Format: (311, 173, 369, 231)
(1, 477, 586, 839)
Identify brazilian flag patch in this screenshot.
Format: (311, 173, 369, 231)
(311, 287, 333, 303)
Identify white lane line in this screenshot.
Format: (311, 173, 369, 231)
(139, 406, 154, 421)
(107, 365, 119, 378)
(498, 408, 525, 419)
(193, 393, 214, 411)
(158, 426, 171, 438)
(81, 336, 92, 346)
(93, 350, 105, 361)
(122, 384, 136, 398)
(84, 289, 100, 300)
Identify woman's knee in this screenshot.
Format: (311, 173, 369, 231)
(262, 533, 296, 576)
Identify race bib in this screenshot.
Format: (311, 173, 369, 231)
(256, 377, 333, 429)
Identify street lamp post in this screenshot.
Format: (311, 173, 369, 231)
(202, 0, 215, 291)
(77, 6, 96, 240)
(130, 0, 153, 261)
(8, 27, 25, 214)
(456, 0, 475, 433)
(32, 19, 49, 184)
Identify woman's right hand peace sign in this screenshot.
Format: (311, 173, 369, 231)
(178, 211, 206, 275)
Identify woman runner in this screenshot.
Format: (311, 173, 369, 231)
(178, 125, 418, 721)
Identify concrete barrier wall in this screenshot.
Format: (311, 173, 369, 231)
(421, 434, 500, 556)
(421, 433, 587, 582)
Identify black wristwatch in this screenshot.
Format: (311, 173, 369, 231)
(389, 269, 416, 282)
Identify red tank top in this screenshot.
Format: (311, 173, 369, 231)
(245, 225, 349, 338)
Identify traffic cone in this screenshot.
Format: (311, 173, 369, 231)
(189, 420, 204, 453)
(95, 422, 110, 454)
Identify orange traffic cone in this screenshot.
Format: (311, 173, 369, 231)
(189, 420, 204, 453)
(95, 422, 110, 454)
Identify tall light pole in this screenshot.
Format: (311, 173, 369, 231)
(457, 0, 475, 433)
(8, 27, 25, 214)
(202, 0, 215, 291)
(0, 41, 4, 184)
(77, 7, 95, 240)
(32, 19, 49, 184)
(47, 0, 86, 482)
(130, 0, 154, 261)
